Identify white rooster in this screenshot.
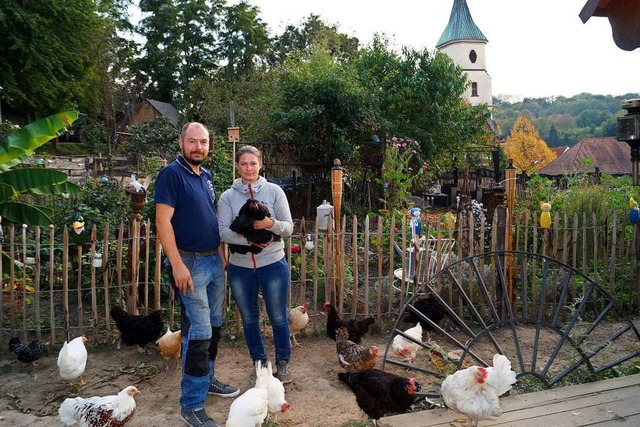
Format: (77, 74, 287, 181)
(59, 385, 139, 427)
(57, 336, 88, 385)
(392, 322, 423, 363)
(288, 303, 309, 347)
(266, 361, 291, 423)
(226, 361, 270, 427)
(440, 353, 517, 427)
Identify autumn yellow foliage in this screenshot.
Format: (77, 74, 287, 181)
(503, 116, 556, 174)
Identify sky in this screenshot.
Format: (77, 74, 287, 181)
(240, 0, 640, 100)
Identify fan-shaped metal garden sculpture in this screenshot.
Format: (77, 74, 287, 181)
(382, 251, 640, 394)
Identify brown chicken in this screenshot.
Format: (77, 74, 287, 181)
(288, 303, 309, 347)
(336, 326, 378, 372)
(156, 328, 182, 371)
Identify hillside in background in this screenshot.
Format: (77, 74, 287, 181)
(492, 93, 640, 147)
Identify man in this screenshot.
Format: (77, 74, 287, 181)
(155, 122, 239, 427)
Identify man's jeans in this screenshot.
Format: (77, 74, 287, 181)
(228, 257, 291, 364)
(167, 252, 224, 411)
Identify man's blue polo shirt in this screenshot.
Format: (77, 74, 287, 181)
(154, 156, 220, 252)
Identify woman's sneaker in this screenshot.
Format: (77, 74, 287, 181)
(208, 378, 240, 397)
(275, 360, 292, 384)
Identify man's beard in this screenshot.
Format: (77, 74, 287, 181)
(182, 149, 206, 166)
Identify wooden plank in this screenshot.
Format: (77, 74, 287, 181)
(380, 375, 640, 427)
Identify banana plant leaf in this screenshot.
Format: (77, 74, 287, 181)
(0, 182, 19, 203)
(0, 110, 78, 165)
(0, 168, 72, 193)
(0, 202, 54, 227)
(30, 181, 82, 196)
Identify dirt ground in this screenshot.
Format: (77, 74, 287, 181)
(2, 318, 639, 427)
(0, 332, 399, 427)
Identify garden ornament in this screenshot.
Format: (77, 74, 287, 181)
(540, 202, 551, 229)
(630, 197, 640, 225)
(305, 234, 315, 251)
(409, 207, 422, 242)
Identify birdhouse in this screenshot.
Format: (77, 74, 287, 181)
(540, 202, 551, 229)
(227, 127, 240, 143)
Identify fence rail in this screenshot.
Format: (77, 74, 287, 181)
(2, 207, 639, 349)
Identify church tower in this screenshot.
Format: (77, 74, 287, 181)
(436, 0, 492, 106)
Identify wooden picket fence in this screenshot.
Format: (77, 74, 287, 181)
(2, 207, 639, 349)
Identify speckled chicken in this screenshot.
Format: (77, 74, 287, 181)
(59, 385, 139, 427)
(288, 303, 309, 347)
(336, 326, 378, 372)
(9, 337, 46, 366)
(156, 328, 182, 371)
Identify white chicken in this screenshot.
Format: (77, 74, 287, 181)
(57, 336, 88, 385)
(440, 353, 517, 427)
(226, 361, 270, 427)
(266, 361, 291, 423)
(392, 322, 423, 362)
(58, 385, 139, 427)
(288, 303, 309, 347)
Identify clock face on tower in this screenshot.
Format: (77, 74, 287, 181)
(469, 50, 477, 63)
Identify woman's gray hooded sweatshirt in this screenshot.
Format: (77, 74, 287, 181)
(218, 176, 293, 269)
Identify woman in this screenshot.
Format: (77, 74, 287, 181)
(218, 145, 294, 384)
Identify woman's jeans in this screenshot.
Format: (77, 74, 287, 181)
(228, 257, 291, 364)
(167, 252, 224, 411)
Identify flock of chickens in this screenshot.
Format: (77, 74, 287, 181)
(7, 295, 519, 426)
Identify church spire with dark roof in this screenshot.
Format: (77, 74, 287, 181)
(436, 0, 487, 48)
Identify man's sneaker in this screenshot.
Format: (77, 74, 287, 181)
(275, 360, 293, 384)
(180, 408, 219, 427)
(208, 378, 240, 397)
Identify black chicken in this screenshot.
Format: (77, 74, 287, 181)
(323, 302, 375, 344)
(338, 368, 420, 422)
(229, 198, 281, 254)
(400, 293, 446, 331)
(110, 305, 164, 352)
(9, 337, 46, 365)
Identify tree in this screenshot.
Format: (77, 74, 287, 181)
(0, 0, 103, 119)
(504, 116, 556, 174)
(217, 1, 269, 80)
(270, 49, 374, 173)
(136, 0, 224, 103)
(356, 36, 490, 170)
(266, 14, 360, 66)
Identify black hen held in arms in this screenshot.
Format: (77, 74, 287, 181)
(229, 198, 281, 254)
